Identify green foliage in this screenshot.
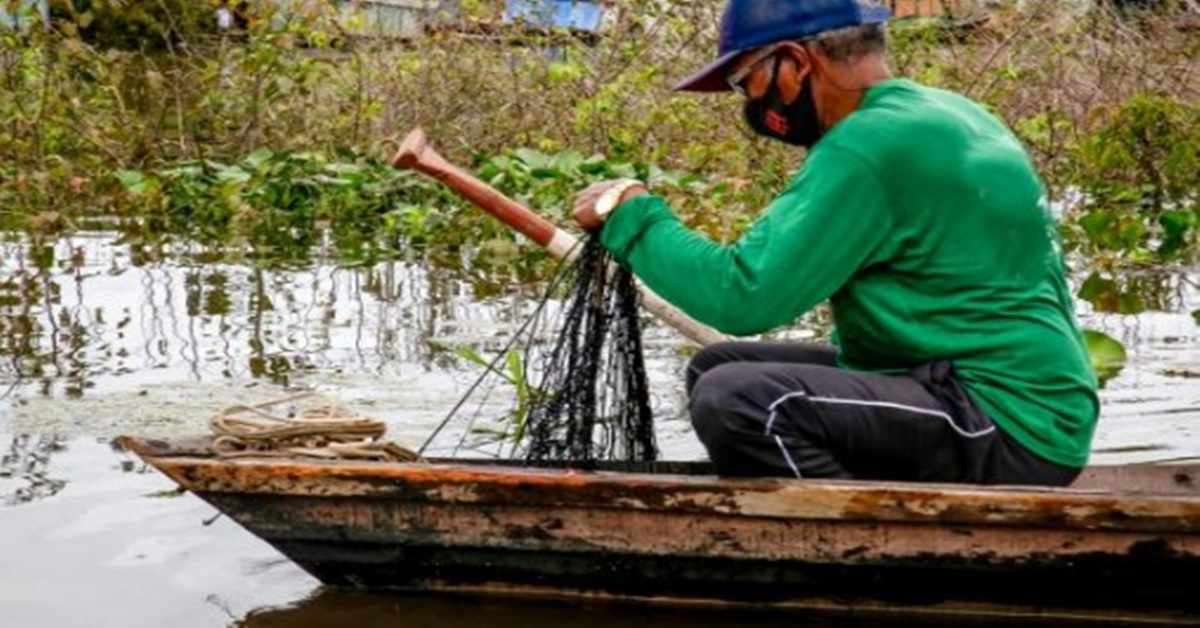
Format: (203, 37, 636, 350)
(111, 146, 705, 268)
(115, 149, 444, 263)
(54, 0, 216, 51)
(0, 31, 122, 217)
(1067, 93, 1199, 262)
(1076, 270, 1183, 315)
(455, 345, 541, 448)
(475, 146, 704, 222)
(1081, 329, 1127, 385)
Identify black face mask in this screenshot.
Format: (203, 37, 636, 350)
(742, 60, 823, 148)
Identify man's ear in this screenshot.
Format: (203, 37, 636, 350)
(776, 44, 812, 105)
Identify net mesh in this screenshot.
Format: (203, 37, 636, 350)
(427, 235, 657, 467)
(522, 236, 656, 465)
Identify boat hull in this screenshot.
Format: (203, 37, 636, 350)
(123, 437, 1200, 623)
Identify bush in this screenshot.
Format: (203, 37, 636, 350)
(52, 0, 217, 51)
(1068, 93, 1198, 261)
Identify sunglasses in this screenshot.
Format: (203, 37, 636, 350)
(725, 43, 787, 97)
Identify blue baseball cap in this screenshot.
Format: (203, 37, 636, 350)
(674, 0, 891, 92)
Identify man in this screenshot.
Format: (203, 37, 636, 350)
(572, 0, 1099, 485)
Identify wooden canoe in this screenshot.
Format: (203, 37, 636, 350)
(120, 436, 1200, 625)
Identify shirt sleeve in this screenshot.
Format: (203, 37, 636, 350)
(599, 144, 893, 336)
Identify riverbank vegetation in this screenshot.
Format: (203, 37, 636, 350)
(1, 1, 1196, 276)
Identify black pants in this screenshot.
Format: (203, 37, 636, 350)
(687, 342, 1080, 486)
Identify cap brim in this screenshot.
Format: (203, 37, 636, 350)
(672, 50, 745, 93)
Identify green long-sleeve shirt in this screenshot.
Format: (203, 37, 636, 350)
(600, 78, 1099, 468)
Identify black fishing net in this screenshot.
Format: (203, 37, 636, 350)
(426, 234, 657, 467)
(521, 236, 656, 465)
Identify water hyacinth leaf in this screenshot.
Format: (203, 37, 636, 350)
(324, 163, 365, 177)
(647, 164, 680, 187)
(203, 159, 233, 175)
(158, 162, 204, 179)
(1079, 209, 1115, 242)
(1158, 210, 1195, 257)
(578, 154, 608, 175)
(477, 160, 507, 185)
(548, 150, 585, 175)
(243, 148, 275, 170)
(610, 162, 638, 179)
(514, 148, 549, 170)
(1082, 329, 1127, 383)
(213, 167, 251, 185)
(1076, 272, 1107, 304)
(546, 60, 585, 83)
(114, 170, 155, 196)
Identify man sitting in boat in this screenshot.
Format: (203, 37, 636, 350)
(572, 0, 1099, 486)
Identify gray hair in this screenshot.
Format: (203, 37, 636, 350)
(805, 23, 888, 62)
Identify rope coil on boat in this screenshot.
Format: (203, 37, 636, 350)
(210, 392, 422, 462)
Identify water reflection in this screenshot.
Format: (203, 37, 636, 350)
(0, 231, 1196, 462)
(233, 588, 1110, 628)
(0, 433, 68, 505)
(1077, 268, 1194, 315)
(0, 231, 547, 399)
(0, 231, 699, 454)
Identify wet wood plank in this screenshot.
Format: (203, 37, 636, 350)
(131, 456, 1200, 535)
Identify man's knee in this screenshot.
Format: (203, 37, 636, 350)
(688, 364, 752, 473)
(689, 363, 764, 440)
(687, 342, 725, 372)
(690, 363, 821, 478)
(685, 342, 744, 395)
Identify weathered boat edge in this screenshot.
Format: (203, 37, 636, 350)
(118, 435, 1200, 495)
(119, 436, 1200, 624)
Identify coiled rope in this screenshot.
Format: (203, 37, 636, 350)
(210, 391, 421, 462)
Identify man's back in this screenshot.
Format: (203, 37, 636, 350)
(818, 79, 1099, 468)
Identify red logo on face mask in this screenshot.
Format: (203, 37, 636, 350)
(765, 110, 790, 136)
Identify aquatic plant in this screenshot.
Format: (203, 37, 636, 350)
(1083, 329, 1129, 384)
(111, 145, 696, 271)
(115, 150, 440, 263)
(453, 345, 540, 449)
(1069, 93, 1198, 264)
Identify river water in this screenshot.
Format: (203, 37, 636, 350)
(1, 232, 1197, 627)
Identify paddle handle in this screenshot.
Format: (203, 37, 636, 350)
(390, 128, 730, 347)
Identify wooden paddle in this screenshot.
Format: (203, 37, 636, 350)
(390, 128, 729, 347)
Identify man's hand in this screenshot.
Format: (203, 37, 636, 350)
(572, 179, 649, 231)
